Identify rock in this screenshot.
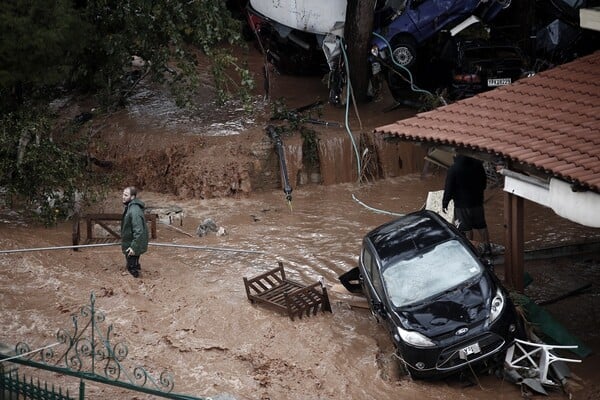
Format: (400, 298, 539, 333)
(196, 218, 218, 237)
(216, 226, 227, 236)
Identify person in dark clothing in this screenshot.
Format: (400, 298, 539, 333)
(442, 155, 491, 255)
(121, 186, 149, 277)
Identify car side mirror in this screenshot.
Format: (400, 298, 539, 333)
(483, 258, 494, 272)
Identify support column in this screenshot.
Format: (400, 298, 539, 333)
(504, 191, 525, 292)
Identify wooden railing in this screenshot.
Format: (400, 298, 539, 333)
(72, 213, 157, 246)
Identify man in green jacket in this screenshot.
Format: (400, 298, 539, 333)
(121, 186, 149, 278)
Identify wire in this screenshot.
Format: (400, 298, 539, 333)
(371, 31, 447, 104)
(0, 243, 119, 253)
(0, 342, 60, 363)
(148, 242, 264, 255)
(0, 242, 264, 255)
(338, 36, 363, 181)
(351, 194, 405, 217)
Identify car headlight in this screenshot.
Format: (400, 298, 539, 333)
(371, 61, 381, 75)
(371, 45, 387, 59)
(396, 326, 436, 348)
(489, 288, 505, 323)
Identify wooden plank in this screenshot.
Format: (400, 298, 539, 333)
(94, 219, 121, 239)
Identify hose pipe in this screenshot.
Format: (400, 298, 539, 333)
(266, 125, 293, 207)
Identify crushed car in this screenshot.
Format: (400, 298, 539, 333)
(375, 15, 535, 103)
(443, 36, 533, 100)
(245, 0, 346, 75)
(347, 210, 525, 378)
(370, 0, 512, 69)
(533, 0, 600, 68)
(243, 1, 513, 102)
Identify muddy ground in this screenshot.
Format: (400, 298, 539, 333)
(1, 45, 600, 400)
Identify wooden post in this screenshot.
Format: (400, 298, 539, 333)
(72, 213, 81, 247)
(149, 214, 157, 239)
(86, 216, 93, 242)
(504, 191, 525, 292)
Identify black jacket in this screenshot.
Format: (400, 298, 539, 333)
(442, 156, 487, 209)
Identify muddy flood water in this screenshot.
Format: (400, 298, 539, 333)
(2, 178, 600, 400)
(2, 45, 600, 400)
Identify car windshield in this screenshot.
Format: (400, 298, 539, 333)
(382, 239, 483, 308)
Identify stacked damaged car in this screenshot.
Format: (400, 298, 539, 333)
(239, 0, 599, 106)
(241, 0, 529, 104)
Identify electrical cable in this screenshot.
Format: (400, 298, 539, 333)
(0, 342, 60, 363)
(371, 31, 447, 105)
(0, 242, 264, 255)
(351, 194, 405, 217)
(338, 37, 363, 181)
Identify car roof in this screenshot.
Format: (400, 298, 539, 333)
(365, 210, 458, 264)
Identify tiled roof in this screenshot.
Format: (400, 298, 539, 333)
(374, 51, 600, 193)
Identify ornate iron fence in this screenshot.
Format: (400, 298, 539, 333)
(0, 365, 73, 400)
(0, 293, 207, 400)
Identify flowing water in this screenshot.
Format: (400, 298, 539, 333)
(2, 179, 599, 400)
(1, 47, 600, 399)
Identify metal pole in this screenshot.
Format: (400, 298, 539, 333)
(0, 243, 120, 254)
(0, 242, 264, 255)
(149, 242, 264, 255)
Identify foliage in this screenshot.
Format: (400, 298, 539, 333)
(418, 88, 450, 112)
(0, 0, 88, 110)
(0, 109, 106, 225)
(0, 0, 254, 110)
(0, 0, 253, 224)
(69, 0, 252, 108)
(210, 50, 256, 109)
(269, 99, 321, 169)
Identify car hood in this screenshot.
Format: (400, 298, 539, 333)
(395, 275, 493, 337)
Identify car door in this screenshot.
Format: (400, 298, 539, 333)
(407, 0, 477, 43)
(360, 245, 387, 318)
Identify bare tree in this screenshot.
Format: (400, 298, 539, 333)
(344, 0, 376, 103)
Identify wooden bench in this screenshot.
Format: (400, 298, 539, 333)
(72, 213, 157, 246)
(243, 262, 332, 321)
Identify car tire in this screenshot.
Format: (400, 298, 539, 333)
(390, 36, 417, 69)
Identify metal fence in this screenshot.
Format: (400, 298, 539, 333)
(0, 293, 207, 400)
(0, 365, 73, 400)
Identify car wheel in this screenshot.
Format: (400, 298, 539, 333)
(390, 36, 417, 68)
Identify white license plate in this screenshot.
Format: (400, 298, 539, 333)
(459, 342, 481, 359)
(487, 78, 511, 87)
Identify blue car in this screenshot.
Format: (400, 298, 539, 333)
(371, 0, 512, 68)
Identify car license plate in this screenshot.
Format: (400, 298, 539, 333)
(459, 342, 481, 359)
(487, 78, 511, 87)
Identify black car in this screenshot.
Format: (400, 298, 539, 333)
(382, 32, 533, 104)
(443, 37, 533, 100)
(357, 210, 523, 378)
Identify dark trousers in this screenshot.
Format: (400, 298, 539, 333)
(126, 255, 141, 272)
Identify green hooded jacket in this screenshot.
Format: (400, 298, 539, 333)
(121, 198, 149, 256)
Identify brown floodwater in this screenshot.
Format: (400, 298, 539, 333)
(1, 44, 600, 400)
(2, 178, 599, 400)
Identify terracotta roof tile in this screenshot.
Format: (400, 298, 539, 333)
(375, 51, 600, 193)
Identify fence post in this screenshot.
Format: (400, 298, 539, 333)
(79, 379, 85, 400)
